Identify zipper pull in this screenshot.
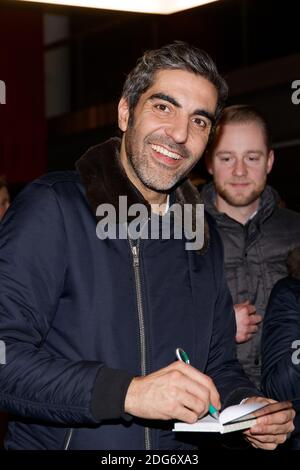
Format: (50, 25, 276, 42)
(132, 245, 139, 267)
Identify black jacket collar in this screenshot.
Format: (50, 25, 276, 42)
(76, 137, 209, 254)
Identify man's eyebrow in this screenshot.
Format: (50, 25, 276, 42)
(246, 150, 264, 155)
(215, 150, 264, 156)
(149, 93, 215, 125)
(215, 151, 233, 156)
(194, 108, 215, 125)
(149, 93, 180, 108)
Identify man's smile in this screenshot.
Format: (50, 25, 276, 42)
(150, 143, 186, 167)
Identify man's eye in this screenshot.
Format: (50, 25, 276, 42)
(192, 117, 207, 128)
(154, 104, 170, 112)
(245, 155, 261, 164)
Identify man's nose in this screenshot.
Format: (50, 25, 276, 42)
(232, 158, 247, 176)
(164, 115, 189, 143)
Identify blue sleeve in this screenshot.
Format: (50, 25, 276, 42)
(0, 182, 131, 424)
(261, 279, 300, 403)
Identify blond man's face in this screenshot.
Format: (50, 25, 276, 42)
(207, 122, 274, 208)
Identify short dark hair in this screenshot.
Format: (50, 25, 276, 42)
(122, 41, 228, 126)
(287, 247, 300, 280)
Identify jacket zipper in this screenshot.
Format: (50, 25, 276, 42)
(129, 238, 151, 451)
(64, 238, 151, 451)
(63, 428, 73, 450)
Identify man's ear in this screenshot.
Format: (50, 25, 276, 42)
(267, 149, 274, 174)
(118, 97, 130, 132)
(205, 152, 213, 175)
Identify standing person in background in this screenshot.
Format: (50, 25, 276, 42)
(202, 105, 300, 388)
(262, 247, 300, 449)
(0, 177, 10, 221)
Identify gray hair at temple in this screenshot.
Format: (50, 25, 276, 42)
(121, 41, 228, 129)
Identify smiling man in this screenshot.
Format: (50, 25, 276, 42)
(202, 105, 300, 388)
(119, 69, 217, 200)
(0, 43, 294, 451)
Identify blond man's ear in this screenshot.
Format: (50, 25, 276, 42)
(267, 149, 275, 174)
(205, 150, 214, 175)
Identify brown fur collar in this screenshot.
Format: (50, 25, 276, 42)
(76, 137, 209, 255)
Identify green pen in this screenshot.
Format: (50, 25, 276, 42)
(175, 348, 220, 420)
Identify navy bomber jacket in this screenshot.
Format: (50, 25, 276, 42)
(0, 138, 258, 450)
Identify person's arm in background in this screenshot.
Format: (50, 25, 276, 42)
(234, 301, 262, 343)
(262, 278, 300, 403)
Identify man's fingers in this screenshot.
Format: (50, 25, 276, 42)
(255, 409, 295, 427)
(247, 304, 257, 315)
(249, 313, 262, 325)
(172, 386, 210, 421)
(174, 407, 200, 424)
(252, 400, 293, 418)
(248, 324, 259, 333)
(244, 435, 280, 450)
(249, 422, 294, 436)
(125, 361, 221, 422)
(242, 399, 295, 450)
(170, 362, 221, 409)
(245, 431, 288, 445)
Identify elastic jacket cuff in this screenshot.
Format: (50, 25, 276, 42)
(90, 366, 135, 421)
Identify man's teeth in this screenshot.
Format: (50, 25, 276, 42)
(151, 144, 182, 160)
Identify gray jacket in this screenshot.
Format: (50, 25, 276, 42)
(202, 182, 300, 387)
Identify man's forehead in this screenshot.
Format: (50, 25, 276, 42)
(219, 121, 265, 136)
(139, 68, 218, 112)
(214, 122, 268, 148)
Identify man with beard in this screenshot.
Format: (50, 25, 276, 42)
(202, 105, 300, 388)
(0, 43, 294, 450)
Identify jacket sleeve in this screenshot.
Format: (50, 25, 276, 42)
(261, 279, 300, 404)
(204, 222, 261, 407)
(0, 182, 134, 425)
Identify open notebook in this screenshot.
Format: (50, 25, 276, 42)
(173, 402, 267, 434)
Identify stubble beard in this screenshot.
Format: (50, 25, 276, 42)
(214, 179, 266, 208)
(124, 126, 197, 192)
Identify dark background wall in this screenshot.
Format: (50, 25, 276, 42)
(0, 6, 46, 198)
(1, 0, 299, 209)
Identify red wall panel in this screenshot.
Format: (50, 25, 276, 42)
(0, 9, 46, 184)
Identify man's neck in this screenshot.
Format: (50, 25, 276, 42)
(215, 195, 260, 225)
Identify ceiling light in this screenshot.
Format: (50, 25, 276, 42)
(18, 0, 219, 15)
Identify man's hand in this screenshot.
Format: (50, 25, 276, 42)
(124, 362, 221, 424)
(234, 301, 262, 343)
(243, 397, 295, 450)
